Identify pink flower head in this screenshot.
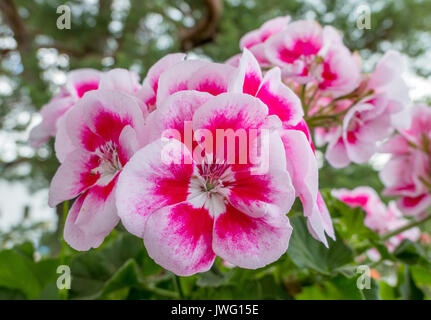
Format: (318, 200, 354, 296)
(139, 53, 236, 113)
(29, 69, 101, 148)
(116, 92, 295, 275)
(239, 16, 291, 66)
(265, 20, 360, 97)
(379, 105, 431, 217)
(54, 68, 148, 162)
(333, 187, 420, 253)
(229, 49, 334, 245)
(325, 98, 393, 168)
(367, 50, 411, 130)
(384, 202, 420, 251)
(98, 68, 148, 116)
(48, 90, 146, 250)
(332, 186, 387, 231)
(228, 48, 303, 125)
(140, 53, 187, 111)
(323, 51, 410, 168)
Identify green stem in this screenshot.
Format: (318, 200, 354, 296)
(144, 284, 180, 299)
(173, 275, 184, 299)
(300, 84, 307, 115)
(380, 213, 431, 242)
(356, 212, 431, 256)
(59, 200, 69, 300)
(306, 86, 319, 108)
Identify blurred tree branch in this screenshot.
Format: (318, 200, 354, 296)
(179, 0, 223, 50)
(0, 0, 30, 51)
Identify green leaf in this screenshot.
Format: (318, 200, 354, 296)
(296, 275, 363, 300)
(393, 240, 429, 265)
(287, 216, 354, 275)
(0, 250, 41, 299)
(33, 258, 61, 288)
(379, 281, 398, 300)
(97, 259, 140, 299)
(69, 233, 144, 298)
(360, 278, 381, 300)
(411, 265, 431, 285)
(369, 239, 395, 261)
(0, 287, 27, 299)
(196, 269, 233, 288)
(13, 242, 35, 260)
(320, 190, 378, 242)
(399, 265, 425, 300)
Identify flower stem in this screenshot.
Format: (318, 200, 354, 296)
(59, 200, 69, 300)
(300, 84, 307, 115)
(173, 275, 184, 299)
(380, 213, 431, 242)
(143, 284, 180, 299)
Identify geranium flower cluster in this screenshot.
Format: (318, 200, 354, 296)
(228, 17, 411, 169)
(379, 105, 431, 218)
(30, 34, 337, 276)
(332, 187, 420, 254)
(29, 15, 427, 276)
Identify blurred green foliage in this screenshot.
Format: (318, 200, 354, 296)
(1, 196, 431, 300)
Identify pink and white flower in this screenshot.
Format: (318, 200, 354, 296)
(116, 93, 295, 275)
(238, 16, 291, 66)
(29, 69, 101, 148)
(379, 105, 431, 217)
(49, 90, 146, 251)
(54, 68, 147, 162)
(332, 187, 420, 253)
(323, 51, 410, 168)
(264, 20, 360, 97)
(139, 53, 187, 111)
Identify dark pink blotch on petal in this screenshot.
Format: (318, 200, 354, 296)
(213, 204, 292, 269)
(75, 81, 99, 98)
(143, 202, 215, 276)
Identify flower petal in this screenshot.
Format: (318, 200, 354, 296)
(229, 48, 263, 96)
(265, 20, 323, 68)
(187, 63, 235, 96)
(228, 167, 295, 218)
(156, 60, 208, 105)
(325, 130, 350, 168)
(64, 178, 119, 251)
(28, 96, 74, 148)
(143, 202, 215, 276)
(143, 53, 186, 94)
(148, 90, 213, 143)
(48, 150, 100, 207)
(66, 90, 145, 152)
(54, 109, 76, 163)
(306, 192, 335, 247)
(213, 204, 292, 269)
(116, 138, 194, 237)
(280, 129, 318, 217)
(66, 68, 101, 99)
(255, 67, 303, 125)
(397, 194, 431, 217)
